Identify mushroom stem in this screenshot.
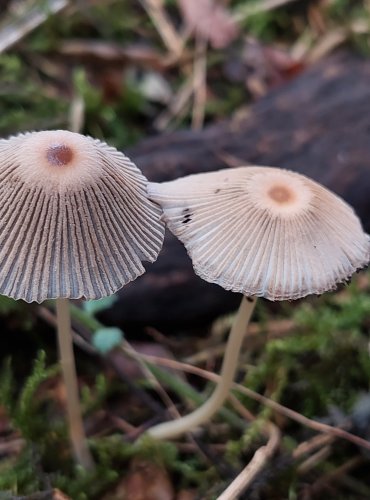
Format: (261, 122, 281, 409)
(56, 298, 94, 469)
(146, 296, 257, 440)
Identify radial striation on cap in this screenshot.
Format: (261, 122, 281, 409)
(148, 166, 370, 301)
(0, 130, 165, 303)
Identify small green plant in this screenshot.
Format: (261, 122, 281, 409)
(0, 352, 61, 494)
(0, 351, 58, 442)
(0, 353, 121, 498)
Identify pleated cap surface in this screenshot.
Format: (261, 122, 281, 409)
(148, 166, 370, 301)
(0, 130, 165, 303)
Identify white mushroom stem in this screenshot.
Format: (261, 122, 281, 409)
(147, 296, 257, 440)
(56, 298, 94, 469)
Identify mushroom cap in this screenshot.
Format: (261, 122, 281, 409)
(0, 130, 165, 303)
(148, 166, 370, 301)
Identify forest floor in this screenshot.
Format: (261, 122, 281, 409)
(1, 1, 370, 499)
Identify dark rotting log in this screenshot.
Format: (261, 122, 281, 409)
(100, 51, 370, 332)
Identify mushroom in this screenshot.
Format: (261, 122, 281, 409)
(147, 166, 370, 440)
(0, 130, 165, 466)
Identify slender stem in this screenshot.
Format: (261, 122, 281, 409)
(146, 296, 257, 440)
(56, 298, 94, 469)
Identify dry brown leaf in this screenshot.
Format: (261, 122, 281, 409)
(242, 38, 304, 97)
(105, 458, 175, 500)
(176, 490, 197, 500)
(178, 0, 239, 48)
(51, 490, 72, 500)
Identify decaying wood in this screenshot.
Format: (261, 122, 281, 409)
(100, 51, 370, 331)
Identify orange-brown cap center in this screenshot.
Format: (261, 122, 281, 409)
(268, 185, 294, 204)
(46, 144, 73, 166)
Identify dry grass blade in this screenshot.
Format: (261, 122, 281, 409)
(293, 433, 335, 459)
(138, 0, 184, 57)
(308, 19, 370, 63)
(308, 456, 365, 496)
(0, 0, 70, 53)
(154, 77, 194, 130)
(192, 36, 207, 130)
(217, 422, 281, 499)
(234, 0, 299, 22)
(186, 318, 297, 365)
(307, 28, 347, 63)
(122, 340, 180, 422)
(297, 445, 332, 474)
(59, 40, 170, 69)
(69, 95, 85, 134)
(227, 393, 255, 423)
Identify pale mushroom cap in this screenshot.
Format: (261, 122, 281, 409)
(148, 166, 370, 301)
(0, 130, 165, 303)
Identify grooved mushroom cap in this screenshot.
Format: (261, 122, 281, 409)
(148, 166, 370, 301)
(0, 130, 165, 303)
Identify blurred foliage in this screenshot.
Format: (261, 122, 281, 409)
(0, 0, 369, 146)
(0, 352, 59, 441)
(0, 53, 67, 134)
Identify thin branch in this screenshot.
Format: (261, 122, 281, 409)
(217, 422, 281, 499)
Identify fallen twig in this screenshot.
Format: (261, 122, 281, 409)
(217, 422, 281, 499)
